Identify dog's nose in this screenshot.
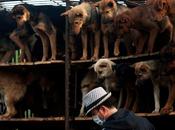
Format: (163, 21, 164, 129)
(98, 71, 102, 74)
(74, 21, 79, 25)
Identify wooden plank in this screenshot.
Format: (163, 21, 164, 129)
(0, 111, 175, 122)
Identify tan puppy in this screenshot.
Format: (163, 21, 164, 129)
(134, 60, 175, 114)
(61, 2, 100, 60)
(94, 0, 128, 57)
(134, 60, 161, 113)
(0, 71, 29, 119)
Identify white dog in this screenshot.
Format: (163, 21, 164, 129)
(93, 59, 117, 91)
(79, 59, 121, 116)
(92, 59, 124, 109)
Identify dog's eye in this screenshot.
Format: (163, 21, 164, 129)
(107, 2, 113, 7)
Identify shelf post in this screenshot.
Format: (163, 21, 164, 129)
(65, 0, 71, 130)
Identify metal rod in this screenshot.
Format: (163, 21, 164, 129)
(65, 0, 71, 130)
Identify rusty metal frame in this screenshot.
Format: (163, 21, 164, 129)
(65, 0, 71, 130)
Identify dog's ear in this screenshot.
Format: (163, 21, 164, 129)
(130, 63, 136, 68)
(109, 60, 116, 72)
(156, 0, 168, 11)
(89, 63, 95, 70)
(60, 10, 70, 16)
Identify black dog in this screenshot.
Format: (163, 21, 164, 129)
(0, 9, 16, 63)
(11, 4, 66, 61)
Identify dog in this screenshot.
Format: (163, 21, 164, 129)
(114, 4, 173, 54)
(0, 70, 59, 119)
(146, 0, 175, 44)
(94, 0, 128, 57)
(9, 22, 37, 62)
(0, 9, 16, 63)
(134, 59, 175, 114)
(61, 2, 100, 60)
(0, 37, 16, 64)
(11, 4, 60, 61)
(79, 68, 98, 116)
(92, 58, 138, 111)
(0, 70, 30, 119)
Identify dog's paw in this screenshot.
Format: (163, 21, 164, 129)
(80, 56, 87, 60)
(49, 56, 56, 61)
(114, 50, 120, 57)
(91, 56, 98, 61)
(78, 112, 85, 117)
(41, 56, 48, 62)
(101, 55, 109, 58)
(152, 109, 160, 113)
(160, 107, 173, 115)
(0, 113, 13, 119)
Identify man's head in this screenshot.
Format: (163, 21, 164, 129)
(83, 87, 117, 125)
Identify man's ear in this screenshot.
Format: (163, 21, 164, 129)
(98, 105, 108, 116)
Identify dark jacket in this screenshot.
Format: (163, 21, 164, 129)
(102, 108, 155, 130)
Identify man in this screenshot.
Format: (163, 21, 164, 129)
(83, 87, 155, 130)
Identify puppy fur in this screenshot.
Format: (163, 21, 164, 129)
(9, 22, 37, 62)
(114, 4, 173, 54)
(94, 0, 128, 57)
(134, 60, 175, 114)
(0, 71, 29, 119)
(92, 59, 137, 111)
(11, 4, 57, 61)
(146, 0, 175, 44)
(61, 2, 100, 60)
(0, 70, 57, 119)
(79, 68, 98, 116)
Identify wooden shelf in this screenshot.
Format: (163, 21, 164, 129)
(1, 111, 175, 122)
(0, 52, 162, 69)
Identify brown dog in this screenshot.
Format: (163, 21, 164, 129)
(94, 0, 128, 57)
(0, 71, 30, 119)
(134, 59, 175, 114)
(146, 0, 175, 44)
(61, 2, 100, 60)
(0, 70, 58, 119)
(79, 68, 98, 116)
(114, 4, 173, 54)
(11, 4, 57, 61)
